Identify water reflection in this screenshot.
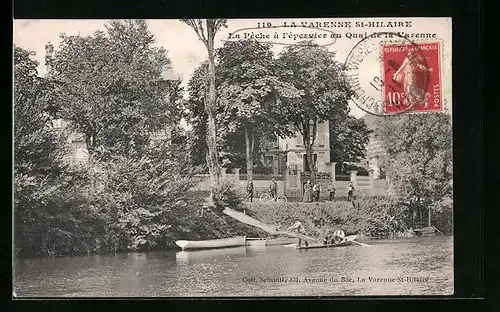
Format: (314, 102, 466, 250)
(14, 236, 453, 297)
(176, 246, 247, 264)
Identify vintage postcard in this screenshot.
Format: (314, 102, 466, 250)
(13, 18, 452, 297)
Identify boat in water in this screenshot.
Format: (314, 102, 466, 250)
(296, 235, 358, 250)
(246, 237, 299, 247)
(175, 236, 246, 251)
(413, 226, 441, 236)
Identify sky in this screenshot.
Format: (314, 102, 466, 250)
(13, 18, 453, 120)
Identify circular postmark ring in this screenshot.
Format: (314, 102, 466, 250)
(344, 32, 432, 116)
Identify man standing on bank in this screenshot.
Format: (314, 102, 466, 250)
(347, 182, 354, 202)
(303, 180, 312, 202)
(269, 178, 277, 201)
(328, 181, 336, 201)
(246, 180, 254, 203)
(312, 182, 321, 202)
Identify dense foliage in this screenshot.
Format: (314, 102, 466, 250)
(246, 197, 452, 239)
(14, 46, 95, 257)
(45, 20, 181, 160)
(375, 113, 453, 228)
(217, 40, 300, 178)
(330, 115, 371, 165)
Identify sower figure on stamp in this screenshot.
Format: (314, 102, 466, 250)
(393, 50, 433, 107)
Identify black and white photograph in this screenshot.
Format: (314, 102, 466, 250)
(13, 18, 453, 297)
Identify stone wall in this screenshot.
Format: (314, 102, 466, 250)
(193, 168, 390, 199)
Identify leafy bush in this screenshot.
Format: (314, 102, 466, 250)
(246, 196, 430, 239)
(212, 178, 245, 212)
(430, 197, 453, 234)
(14, 167, 97, 257)
(13, 45, 100, 257)
(89, 155, 200, 252)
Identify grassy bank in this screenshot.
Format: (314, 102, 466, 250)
(244, 197, 452, 239)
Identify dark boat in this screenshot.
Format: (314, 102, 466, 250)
(296, 235, 358, 250)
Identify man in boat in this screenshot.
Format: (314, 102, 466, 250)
(269, 178, 278, 201)
(323, 229, 333, 245)
(332, 230, 346, 243)
(246, 180, 254, 203)
(288, 220, 308, 247)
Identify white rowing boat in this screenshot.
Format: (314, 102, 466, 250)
(175, 236, 246, 251)
(246, 237, 300, 247)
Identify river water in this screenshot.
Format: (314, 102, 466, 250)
(14, 236, 453, 297)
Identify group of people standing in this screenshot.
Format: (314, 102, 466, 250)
(302, 181, 354, 203)
(245, 178, 355, 203)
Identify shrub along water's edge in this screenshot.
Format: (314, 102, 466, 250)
(244, 197, 452, 239)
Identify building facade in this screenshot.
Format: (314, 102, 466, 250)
(362, 114, 386, 179)
(262, 121, 331, 176)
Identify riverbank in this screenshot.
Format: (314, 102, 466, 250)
(16, 191, 451, 259)
(244, 197, 452, 239)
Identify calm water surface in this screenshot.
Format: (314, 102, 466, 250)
(14, 236, 453, 297)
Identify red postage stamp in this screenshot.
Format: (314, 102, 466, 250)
(382, 42, 442, 113)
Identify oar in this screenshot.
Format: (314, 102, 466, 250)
(351, 240, 370, 247)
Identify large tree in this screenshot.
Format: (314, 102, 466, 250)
(14, 46, 94, 257)
(277, 42, 353, 184)
(180, 19, 227, 203)
(329, 115, 371, 165)
(375, 113, 452, 228)
(45, 20, 178, 160)
(185, 61, 252, 172)
(216, 40, 299, 180)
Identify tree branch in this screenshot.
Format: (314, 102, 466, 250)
(181, 19, 208, 49)
(196, 19, 208, 44)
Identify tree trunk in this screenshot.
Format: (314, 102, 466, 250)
(205, 22, 220, 201)
(427, 206, 432, 227)
(302, 121, 316, 185)
(245, 127, 253, 180)
(418, 206, 423, 227)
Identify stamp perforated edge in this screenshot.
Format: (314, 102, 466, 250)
(376, 38, 445, 115)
